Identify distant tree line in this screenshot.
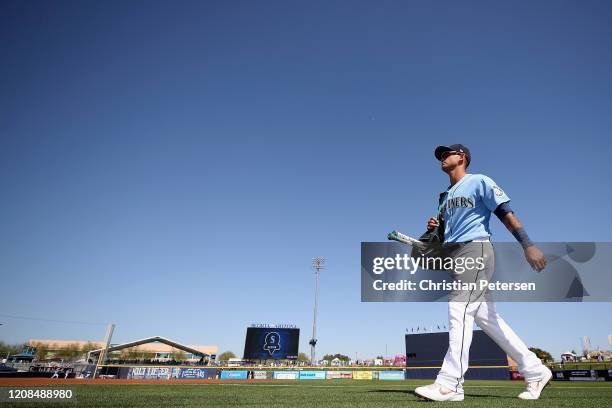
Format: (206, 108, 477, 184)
(528, 347, 553, 362)
(322, 353, 350, 362)
(30, 341, 99, 361)
(0, 341, 24, 359)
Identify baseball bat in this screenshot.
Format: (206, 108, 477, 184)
(387, 230, 426, 249)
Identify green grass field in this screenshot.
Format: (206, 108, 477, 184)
(2, 380, 612, 407)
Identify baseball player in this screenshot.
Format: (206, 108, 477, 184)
(414, 144, 552, 402)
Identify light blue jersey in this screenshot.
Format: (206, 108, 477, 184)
(439, 174, 510, 243)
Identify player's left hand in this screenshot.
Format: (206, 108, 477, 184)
(524, 246, 547, 272)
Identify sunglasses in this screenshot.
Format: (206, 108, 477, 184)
(440, 151, 462, 160)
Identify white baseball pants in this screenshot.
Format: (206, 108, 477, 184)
(435, 241, 546, 393)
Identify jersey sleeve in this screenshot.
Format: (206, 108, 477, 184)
(481, 175, 510, 212)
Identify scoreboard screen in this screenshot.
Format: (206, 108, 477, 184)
(243, 327, 299, 360)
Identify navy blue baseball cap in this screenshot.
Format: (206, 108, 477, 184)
(434, 144, 471, 166)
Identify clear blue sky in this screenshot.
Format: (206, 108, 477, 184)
(1, 0, 611, 360)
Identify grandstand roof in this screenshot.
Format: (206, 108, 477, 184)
(87, 336, 212, 357)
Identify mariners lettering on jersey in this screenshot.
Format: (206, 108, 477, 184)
(438, 174, 510, 243)
(446, 196, 475, 209)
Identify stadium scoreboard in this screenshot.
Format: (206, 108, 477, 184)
(243, 327, 300, 360)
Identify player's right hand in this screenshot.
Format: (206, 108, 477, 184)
(427, 217, 439, 232)
(524, 245, 547, 272)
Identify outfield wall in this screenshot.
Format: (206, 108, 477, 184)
(10, 364, 607, 382)
(552, 369, 612, 382)
(404, 367, 509, 380)
(95, 366, 413, 380)
(95, 365, 513, 381)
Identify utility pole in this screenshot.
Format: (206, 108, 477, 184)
(309, 257, 325, 365)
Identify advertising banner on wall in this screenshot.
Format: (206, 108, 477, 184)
(273, 371, 299, 380)
(378, 371, 405, 380)
(253, 371, 273, 380)
(299, 371, 326, 380)
(352, 371, 373, 380)
(176, 368, 219, 379)
(339, 371, 353, 379)
(220, 370, 248, 380)
(566, 370, 604, 381)
(326, 371, 353, 379)
(127, 367, 172, 380)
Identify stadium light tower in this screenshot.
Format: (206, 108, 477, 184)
(310, 257, 325, 365)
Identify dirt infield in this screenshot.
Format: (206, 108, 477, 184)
(0, 378, 275, 387)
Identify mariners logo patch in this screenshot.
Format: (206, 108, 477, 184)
(493, 186, 504, 197)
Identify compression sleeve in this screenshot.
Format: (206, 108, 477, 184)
(512, 228, 534, 249)
(494, 202, 513, 220)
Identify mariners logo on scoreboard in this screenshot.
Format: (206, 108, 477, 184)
(263, 332, 281, 355)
